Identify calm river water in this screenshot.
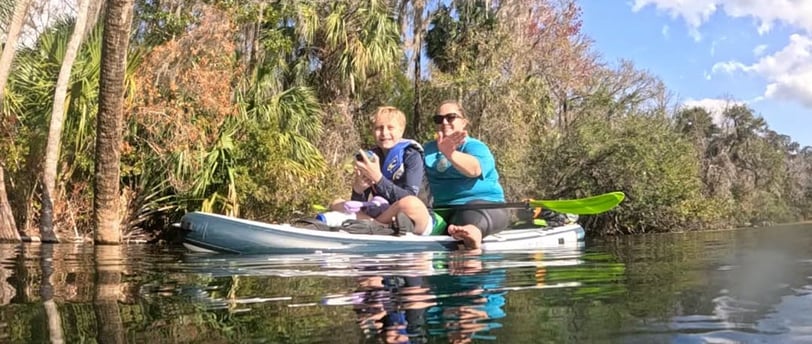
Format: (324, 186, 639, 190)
(0, 223, 810, 343)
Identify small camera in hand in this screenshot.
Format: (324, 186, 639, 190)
(355, 150, 375, 162)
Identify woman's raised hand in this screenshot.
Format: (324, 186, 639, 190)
(437, 130, 467, 156)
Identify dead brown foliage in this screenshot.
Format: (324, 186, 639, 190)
(130, 5, 243, 161)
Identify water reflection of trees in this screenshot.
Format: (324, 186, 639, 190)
(1, 229, 806, 343)
(0, 244, 127, 342)
(0, 245, 625, 343)
(94, 245, 125, 344)
(41, 244, 65, 343)
(0, 245, 16, 305)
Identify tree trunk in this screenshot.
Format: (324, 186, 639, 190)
(0, 0, 31, 107)
(40, 0, 92, 243)
(410, 0, 425, 137)
(93, 0, 134, 244)
(0, 0, 31, 244)
(85, 0, 104, 37)
(0, 167, 20, 242)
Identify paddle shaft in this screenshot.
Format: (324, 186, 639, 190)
(313, 192, 625, 215)
(433, 202, 530, 211)
(433, 191, 625, 215)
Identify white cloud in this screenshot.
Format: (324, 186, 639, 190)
(711, 60, 749, 74)
(632, 0, 716, 41)
(662, 24, 670, 38)
(712, 34, 812, 108)
(752, 44, 768, 56)
(682, 98, 745, 124)
(632, 0, 812, 109)
(631, 0, 812, 36)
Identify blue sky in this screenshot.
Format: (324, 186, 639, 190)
(579, 0, 812, 148)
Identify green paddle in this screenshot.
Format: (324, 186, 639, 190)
(435, 191, 625, 215)
(528, 191, 625, 215)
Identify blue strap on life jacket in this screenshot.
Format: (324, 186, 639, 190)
(381, 139, 423, 181)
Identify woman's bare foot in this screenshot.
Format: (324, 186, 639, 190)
(447, 224, 482, 249)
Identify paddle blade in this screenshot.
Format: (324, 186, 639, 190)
(529, 192, 625, 215)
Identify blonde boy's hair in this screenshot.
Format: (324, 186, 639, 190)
(372, 106, 406, 127)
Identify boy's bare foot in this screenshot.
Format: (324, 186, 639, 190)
(447, 224, 482, 249)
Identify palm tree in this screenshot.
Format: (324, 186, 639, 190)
(392, 0, 430, 136)
(0, 0, 32, 105)
(274, 0, 401, 172)
(2, 19, 105, 240)
(94, 0, 134, 244)
(39, 0, 93, 243)
(0, 0, 31, 242)
(0, 168, 18, 242)
(155, 1, 397, 219)
(295, 0, 400, 115)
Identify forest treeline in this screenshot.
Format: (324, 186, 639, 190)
(1, 0, 810, 242)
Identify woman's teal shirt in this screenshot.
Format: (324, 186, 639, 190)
(423, 137, 505, 205)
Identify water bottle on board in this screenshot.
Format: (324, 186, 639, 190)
(316, 211, 356, 227)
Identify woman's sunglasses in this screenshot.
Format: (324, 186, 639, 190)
(433, 113, 463, 124)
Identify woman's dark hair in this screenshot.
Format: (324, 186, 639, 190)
(436, 100, 466, 118)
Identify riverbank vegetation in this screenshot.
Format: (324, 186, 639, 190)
(1, 0, 810, 242)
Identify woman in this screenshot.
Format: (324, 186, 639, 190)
(423, 100, 510, 249)
(329, 106, 436, 235)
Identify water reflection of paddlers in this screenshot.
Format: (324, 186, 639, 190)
(353, 275, 434, 343)
(424, 255, 506, 343)
(342, 251, 508, 343)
